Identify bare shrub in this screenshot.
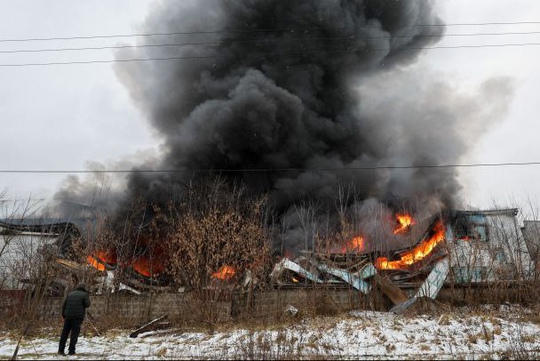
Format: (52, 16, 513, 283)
(151, 178, 273, 324)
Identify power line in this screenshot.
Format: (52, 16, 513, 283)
(0, 199, 45, 202)
(0, 35, 354, 54)
(2, 20, 540, 43)
(2, 41, 540, 67)
(3, 30, 540, 55)
(0, 26, 354, 43)
(2, 161, 540, 174)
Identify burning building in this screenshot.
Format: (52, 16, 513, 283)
(3, 1, 517, 303)
(1, 205, 535, 320)
(270, 207, 534, 312)
(0, 216, 93, 294)
(50, 0, 512, 255)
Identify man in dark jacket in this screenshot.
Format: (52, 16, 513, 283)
(58, 283, 91, 356)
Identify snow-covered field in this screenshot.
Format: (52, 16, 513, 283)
(1, 305, 539, 360)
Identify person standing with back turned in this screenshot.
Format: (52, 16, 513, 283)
(58, 283, 91, 356)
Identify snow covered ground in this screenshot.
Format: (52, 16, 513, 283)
(1, 304, 539, 360)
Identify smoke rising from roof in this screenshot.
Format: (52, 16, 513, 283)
(53, 0, 514, 252)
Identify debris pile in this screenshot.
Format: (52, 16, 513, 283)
(269, 215, 450, 313)
(1, 207, 534, 315)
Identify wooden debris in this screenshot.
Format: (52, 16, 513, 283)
(138, 328, 185, 338)
(129, 315, 169, 338)
(375, 274, 409, 306)
(56, 258, 87, 271)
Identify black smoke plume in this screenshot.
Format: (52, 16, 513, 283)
(53, 0, 514, 253)
(114, 0, 446, 208)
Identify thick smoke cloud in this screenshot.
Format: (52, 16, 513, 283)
(53, 0, 514, 253)
(112, 0, 448, 210)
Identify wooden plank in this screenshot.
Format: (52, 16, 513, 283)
(55, 257, 87, 271)
(375, 275, 409, 306)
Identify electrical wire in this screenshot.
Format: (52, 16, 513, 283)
(2, 20, 540, 43)
(2, 31, 540, 55)
(2, 161, 540, 174)
(2, 41, 540, 67)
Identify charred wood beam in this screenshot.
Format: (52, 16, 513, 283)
(129, 315, 169, 338)
(374, 274, 409, 306)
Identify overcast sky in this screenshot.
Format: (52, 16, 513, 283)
(1, 0, 540, 217)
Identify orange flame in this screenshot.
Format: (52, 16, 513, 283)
(87, 255, 106, 272)
(394, 213, 415, 234)
(376, 220, 445, 270)
(87, 250, 116, 272)
(211, 265, 236, 280)
(341, 236, 365, 253)
(131, 256, 164, 278)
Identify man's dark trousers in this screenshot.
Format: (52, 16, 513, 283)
(59, 318, 83, 354)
